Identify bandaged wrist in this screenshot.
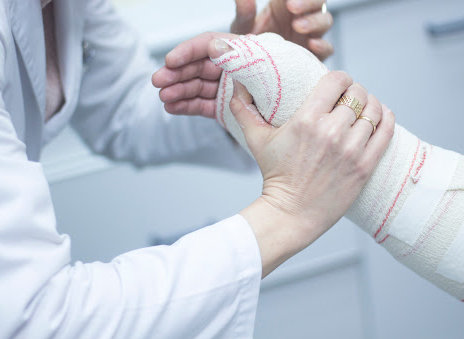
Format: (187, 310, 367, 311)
(212, 33, 464, 300)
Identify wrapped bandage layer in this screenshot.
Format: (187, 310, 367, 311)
(212, 33, 464, 300)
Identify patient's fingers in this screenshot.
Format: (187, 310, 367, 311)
(231, 0, 257, 35)
(165, 32, 238, 69)
(152, 59, 222, 89)
(287, 0, 326, 15)
(307, 38, 334, 61)
(293, 11, 333, 36)
(159, 79, 219, 103)
(164, 98, 217, 118)
(295, 71, 353, 120)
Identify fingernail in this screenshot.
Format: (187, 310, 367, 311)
(214, 39, 230, 53)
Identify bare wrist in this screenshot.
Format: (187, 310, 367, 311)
(240, 196, 318, 278)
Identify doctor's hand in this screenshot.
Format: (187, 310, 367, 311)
(232, 0, 334, 60)
(234, 72, 395, 277)
(152, 32, 239, 118)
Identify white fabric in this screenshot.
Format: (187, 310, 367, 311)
(213, 33, 464, 300)
(0, 0, 262, 337)
(212, 33, 327, 153)
(436, 222, 464, 283)
(388, 146, 459, 246)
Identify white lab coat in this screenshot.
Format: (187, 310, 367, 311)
(0, 0, 262, 338)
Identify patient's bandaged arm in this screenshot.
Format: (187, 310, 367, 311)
(212, 33, 464, 300)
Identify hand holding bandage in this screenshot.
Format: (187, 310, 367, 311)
(209, 35, 394, 278)
(213, 33, 464, 300)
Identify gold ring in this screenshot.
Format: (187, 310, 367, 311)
(335, 95, 364, 119)
(322, 2, 327, 14)
(357, 115, 377, 133)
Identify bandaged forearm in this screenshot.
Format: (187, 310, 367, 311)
(212, 33, 464, 300)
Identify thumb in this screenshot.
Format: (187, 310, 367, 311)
(208, 38, 234, 60)
(229, 80, 272, 151)
(231, 0, 257, 34)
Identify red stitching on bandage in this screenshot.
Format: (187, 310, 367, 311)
(412, 147, 428, 184)
(239, 37, 254, 56)
(214, 54, 240, 66)
(230, 39, 241, 49)
(400, 191, 457, 258)
(378, 234, 390, 244)
(218, 73, 228, 129)
(374, 139, 421, 240)
(366, 132, 400, 227)
(225, 59, 265, 74)
(247, 37, 282, 124)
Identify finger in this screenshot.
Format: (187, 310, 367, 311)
(152, 59, 222, 88)
(230, 80, 272, 149)
(350, 94, 383, 146)
(330, 83, 368, 127)
(287, 0, 325, 15)
(295, 71, 353, 120)
(307, 38, 334, 61)
(361, 104, 396, 172)
(292, 11, 333, 36)
(164, 98, 217, 118)
(159, 79, 219, 104)
(231, 0, 257, 34)
(165, 32, 238, 69)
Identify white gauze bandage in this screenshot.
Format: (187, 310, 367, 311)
(212, 33, 464, 301)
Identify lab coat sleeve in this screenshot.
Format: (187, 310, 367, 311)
(71, 0, 254, 170)
(0, 35, 261, 338)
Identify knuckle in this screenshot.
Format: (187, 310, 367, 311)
(294, 115, 315, 135)
(350, 83, 368, 103)
(328, 71, 353, 89)
(366, 95, 382, 120)
(342, 141, 359, 161)
(325, 124, 343, 147)
(368, 94, 381, 108)
(372, 104, 383, 121)
(351, 82, 367, 96)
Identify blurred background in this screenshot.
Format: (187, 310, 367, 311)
(41, 0, 464, 338)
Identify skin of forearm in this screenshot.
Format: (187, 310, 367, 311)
(240, 197, 321, 278)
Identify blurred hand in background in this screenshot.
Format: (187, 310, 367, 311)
(152, 0, 333, 118)
(232, 0, 333, 60)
